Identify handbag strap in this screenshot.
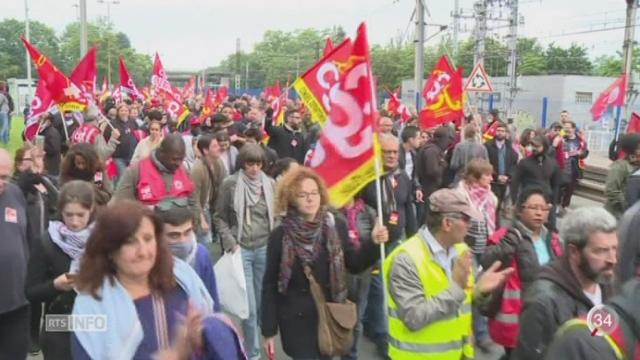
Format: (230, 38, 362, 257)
(303, 264, 327, 305)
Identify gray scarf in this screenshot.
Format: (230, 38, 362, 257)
(233, 170, 274, 244)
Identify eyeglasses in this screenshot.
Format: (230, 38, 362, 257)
(382, 150, 399, 155)
(0, 174, 10, 183)
(522, 204, 552, 212)
(296, 191, 320, 200)
(155, 197, 189, 212)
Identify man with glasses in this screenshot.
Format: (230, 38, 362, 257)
(481, 187, 564, 358)
(512, 206, 618, 360)
(0, 149, 31, 358)
(265, 109, 308, 164)
(385, 188, 514, 360)
(113, 133, 194, 206)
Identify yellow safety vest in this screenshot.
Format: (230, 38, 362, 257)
(384, 234, 474, 360)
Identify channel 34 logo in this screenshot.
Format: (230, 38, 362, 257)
(45, 315, 107, 332)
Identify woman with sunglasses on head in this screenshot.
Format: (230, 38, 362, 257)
(261, 166, 389, 360)
(213, 143, 276, 360)
(25, 181, 95, 359)
(60, 143, 112, 206)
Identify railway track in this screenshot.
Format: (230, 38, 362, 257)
(575, 165, 607, 203)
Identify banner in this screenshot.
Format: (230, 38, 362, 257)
(119, 56, 142, 101)
(293, 38, 353, 125)
(24, 81, 56, 141)
(69, 47, 97, 99)
(151, 53, 172, 94)
(21, 37, 87, 112)
(308, 23, 378, 207)
(182, 76, 195, 99)
(419, 55, 464, 129)
(200, 89, 215, 123)
(216, 85, 228, 104)
(591, 73, 627, 121)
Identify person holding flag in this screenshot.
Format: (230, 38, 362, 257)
(266, 108, 308, 164)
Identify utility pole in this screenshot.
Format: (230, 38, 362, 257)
(414, 0, 425, 111)
(622, 0, 638, 128)
(79, 0, 88, 57)
(506, 0, 519, 120)
(452, 0, 460, 59)
(245, 61, 249, 90)
(473, 0, 487, 67)
(24, 0, 32, 100)
(296, 54, 301, 78)
(98, 0, 119, 84)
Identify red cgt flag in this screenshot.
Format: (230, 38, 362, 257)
(182, 76, 195, 99)
(119, 56, 142, 101)
(70, 46, 97, 99)
(24, 81, 55, 141)
(419, 55, 464, 129)
(627, 111, 640, 134)
(216, 85, 228, 104)
(293, 38, 353, 125)
(387, 88, 412, 123)
(307, 23, 378, 207)
(323, 37, 334, 56)
(21, 37, 87, 112)
(591, 73, 627, 121)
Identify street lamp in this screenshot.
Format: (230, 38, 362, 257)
(97, 0, 120, 84)
(24, 0, 32, 102)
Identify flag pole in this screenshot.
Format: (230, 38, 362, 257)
(614, 105, 623, 142)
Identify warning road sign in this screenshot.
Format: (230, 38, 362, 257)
(465, 63, 493, 92)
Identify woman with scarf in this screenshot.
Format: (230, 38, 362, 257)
(261, 167, 389, 360)
(25, 180, 96, 359)
(214, 143, 276, 360)
(455, 159, 498, 351)
(131, 119, 164, 164)
(60, 143, 112, 206)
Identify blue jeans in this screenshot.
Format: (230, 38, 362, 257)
(195, 208, 213, 244)
(113, 158, 129, 187)
(473, 254, 489, 343)
(241, 245, 267, 360)
(0, 112, 9, 145)
(342, 271, 373, 360)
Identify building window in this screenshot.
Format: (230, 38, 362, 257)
(575, 92, 593, 104)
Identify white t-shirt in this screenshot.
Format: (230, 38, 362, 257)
(583, 284, 603, 306)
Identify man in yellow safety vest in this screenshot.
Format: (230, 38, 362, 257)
(385, 188, 514, 359)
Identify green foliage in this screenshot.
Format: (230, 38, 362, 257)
(0, 18, 151, 86)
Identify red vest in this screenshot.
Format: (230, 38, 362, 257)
(487, 227, 564, 348)
(136, 157, 194, 205)
(71, 123, 101, 145)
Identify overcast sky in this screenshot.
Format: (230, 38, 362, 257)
(2, 0, 632, 71)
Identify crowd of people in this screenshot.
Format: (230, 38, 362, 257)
(0, 85, 638, 360)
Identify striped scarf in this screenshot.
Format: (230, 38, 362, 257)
(465, 182, 497, 235)
(278, 209, 347, 303)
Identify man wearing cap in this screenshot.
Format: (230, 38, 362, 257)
(384, 188, 514, 360)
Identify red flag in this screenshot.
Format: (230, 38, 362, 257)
(627, 111, 640, 134)
(21, 37, 87, 112)
(182, 77, 195, 99)
(70, 47, 97, 98)
(293, 38, 353, 125)
(24, 81, 55, 141)
(265, 80, 281, 100)
(308, 23, 378, 207)
(387, 88, 412, 123)
(199, 89, 215, 122)
(151, 53, 172, 95)
(100, 75, 108, 94)
(323, 37, 334, 56)
(119, 56, 142, 101)
(216, 85, 228, 104)
(419, 55, 464, 129)
(591, 73, 627, 121)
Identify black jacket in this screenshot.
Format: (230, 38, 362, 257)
(42, 125, 63, 177)
(415, 142, 447, 197)
(512, 256, 614, 360)
(362, 169, 417, 243)
(544, 279, 640, 360)
(485, 139, 518, 181)
(399, 146, 420, 191)
(105, 118, 138, 161)
(512, 153, 561, 203)
(265, 115, 308, 164)
(261, 215, 380, 358)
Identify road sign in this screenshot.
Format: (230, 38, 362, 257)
(465, 63, 494, 92)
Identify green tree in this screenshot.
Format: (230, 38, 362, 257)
(0, 19, 62, 80)
(544, 43, 592, 75)
(517, 37, 546, 75)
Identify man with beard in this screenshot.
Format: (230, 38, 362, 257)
(265, 109, 308, 164)
(485, 121, 518, 222)
(511, 207, 618, 360)
(112, 134, 194, 206)
(512, 134, 561, 230)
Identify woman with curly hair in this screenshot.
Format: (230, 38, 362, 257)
(261, 166, 388, 360)
(60, 143, 112, 205)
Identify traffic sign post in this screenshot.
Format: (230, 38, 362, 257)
(465, 63, 494, 93)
